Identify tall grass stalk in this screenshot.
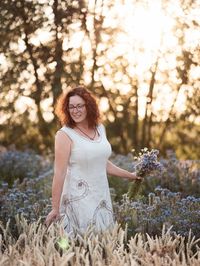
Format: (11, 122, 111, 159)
(0, 215, 200, 266)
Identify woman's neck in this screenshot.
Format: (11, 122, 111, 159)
(75, 121, 90, 130)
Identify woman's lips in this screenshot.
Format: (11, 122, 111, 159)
(72, 115, 81, 119)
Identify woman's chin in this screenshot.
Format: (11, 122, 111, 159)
(72, 117, 85, 123)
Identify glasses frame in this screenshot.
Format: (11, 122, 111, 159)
(68, 103, 86, 112)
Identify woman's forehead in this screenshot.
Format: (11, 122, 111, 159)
(69, 95, 85, 105)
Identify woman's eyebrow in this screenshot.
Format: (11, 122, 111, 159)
(69, 103, 83, 106)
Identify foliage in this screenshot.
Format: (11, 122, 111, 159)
(0, 1, 200, 158)
(108, 153, 132, 201)
(0, 149, 51, 187)
(0, 149, 199, 250)
(159, 121, 200, 160)
(113, 188, 200, 239)
(157, 151, 200, 197)
(111, 150, 200, 199)
(110, 151, 200, 239)
(0, 217, 200, 266)
(0, 170, 52, 236)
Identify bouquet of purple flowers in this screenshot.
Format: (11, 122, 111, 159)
(128, 148, 164, 199)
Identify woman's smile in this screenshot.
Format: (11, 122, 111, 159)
(71, 114, 83, 120)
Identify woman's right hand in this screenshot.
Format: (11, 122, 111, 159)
(45, 209, 60, 227)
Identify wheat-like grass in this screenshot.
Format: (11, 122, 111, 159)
(0, 216, 200, 266)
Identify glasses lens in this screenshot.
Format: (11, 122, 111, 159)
(69, 104, 85, 112)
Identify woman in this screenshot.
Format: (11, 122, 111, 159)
(45, 86, 141, 236)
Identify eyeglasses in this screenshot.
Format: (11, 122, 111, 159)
(68, 104, 86, 112)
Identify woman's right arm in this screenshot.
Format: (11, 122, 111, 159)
(45, 130, 71, 226)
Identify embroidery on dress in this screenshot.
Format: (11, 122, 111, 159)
(60, 179, 89, 233)
(91, 200, 114, 230)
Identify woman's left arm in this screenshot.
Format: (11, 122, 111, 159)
(106, 160, 142, 181)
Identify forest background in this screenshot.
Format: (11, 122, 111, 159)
(0, 0, 200, 159)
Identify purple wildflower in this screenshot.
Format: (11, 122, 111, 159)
(134, 149, 164, 177)
(128, 148, 165, 199)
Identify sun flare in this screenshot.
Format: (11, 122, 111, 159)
(1, 0, 199, 124)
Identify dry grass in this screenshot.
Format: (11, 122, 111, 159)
(0, 216, 200, 266)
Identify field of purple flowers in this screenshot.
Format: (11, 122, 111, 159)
(0, 149, 200, 240)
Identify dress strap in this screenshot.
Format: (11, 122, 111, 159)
(58, 126, 76, 141)
(58, 124, 105, 142)
(99, 124, 106, 136)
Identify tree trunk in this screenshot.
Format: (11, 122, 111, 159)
(52, 0, 64, 107)
(21, 7, 49, 141)
(159, 50, 192, 148)
(142, 59, 158, 148)
(23, 26, 47, 134)
(158, 87, 181, 148)
(146, 60, 158, 147)
(132, 83, 139, 151)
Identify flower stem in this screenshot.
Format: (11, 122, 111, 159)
(127, 180, 143, 199)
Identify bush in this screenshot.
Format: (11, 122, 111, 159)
(110, 150, 200, 199)
(0, 149, 199, 242)
(0, 149, 51, 187)
(0, 170, 52, 236)
(113, 187, 200, 239)
(108, 153, 133, 200)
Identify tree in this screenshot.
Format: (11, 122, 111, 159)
(0, 0, 199, 159)
(0, 0, 86, 149)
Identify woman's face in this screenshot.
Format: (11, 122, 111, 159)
(68, 95, 87, 124)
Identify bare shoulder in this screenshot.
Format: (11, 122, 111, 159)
(54, 129, 71, 163)
(55, 129, 72, 146)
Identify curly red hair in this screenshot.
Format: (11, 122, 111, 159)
(55, 86, 100, 128)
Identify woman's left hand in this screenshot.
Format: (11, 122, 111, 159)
(130, 172, 143, 181)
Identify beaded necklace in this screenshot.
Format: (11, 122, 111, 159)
(76, 126, 98, 140)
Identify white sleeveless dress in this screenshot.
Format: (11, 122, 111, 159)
(59, 124, 114, 236)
